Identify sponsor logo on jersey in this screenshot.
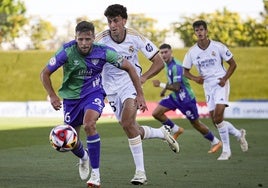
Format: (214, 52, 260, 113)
(129, 45, 134, 53)
(226, 50, 231, 56)
(49, 57, 56, 66)
(91, 59, 99, 65)
(145, 43, 153, 52)
(73, 60, 79, 65)
(211, 51, 216, 56)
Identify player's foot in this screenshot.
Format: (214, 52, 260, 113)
(79, 150, 90, 180)
(161, 125, 180, 153)
(130, 170, 147, 185)
(173, 127, 184, 140)
(217, 152, 231, 160)
(208, 141, 222, 153)
(239, 129, 248, 152)
(87, 171, 101, 188)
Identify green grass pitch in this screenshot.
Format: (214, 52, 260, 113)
(0, 117, 267, 188)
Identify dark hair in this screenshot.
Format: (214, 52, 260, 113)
(192, 20, 207, 30)
(159, 43, 172, 50)
(104, 4, 128, 19)
(75, 21, 95, 34)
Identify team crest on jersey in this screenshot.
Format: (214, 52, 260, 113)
(49, 57, 56, 66)
(73, 60, 79, 65)
(211, 51, 216, 56)
(91, 59, 100, 65)
(129, 46, 134, 53)
(145, 43, 153, 52)
(226, 50, 231, 56)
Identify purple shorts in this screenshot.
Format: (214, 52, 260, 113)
(63, 91, 105, 127)
(159, 95, 199, 121)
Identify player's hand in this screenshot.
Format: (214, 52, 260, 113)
(136, 95, 148, 113)
(49, 95, 62, 111)
(160, 90, 166, 97)
(193, 76, 204, 85)
(218, 78, 226, 87)
(140, 75, 147, 84)
(152, 80, 160, 87)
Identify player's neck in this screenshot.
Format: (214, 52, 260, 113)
(198, 38, 210, 50)
(110, 28, 126, 43)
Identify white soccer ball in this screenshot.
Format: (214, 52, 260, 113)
(49, 125, 78, 152)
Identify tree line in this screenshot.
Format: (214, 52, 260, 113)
(0, 0, 267, 50)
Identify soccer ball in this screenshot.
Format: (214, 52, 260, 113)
(49, 125, 78, 152)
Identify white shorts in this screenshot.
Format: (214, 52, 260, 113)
(106, 84, 137, 121)
(204, 80, 230, 111)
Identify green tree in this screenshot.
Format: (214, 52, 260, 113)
(29, 17, 56, 50)
(127, 13, 168, 46)
(0, 0, 28, 49)
(172, 7, 268, 47)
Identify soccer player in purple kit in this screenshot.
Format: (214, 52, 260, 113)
(40, 21, 147, 188)
(152, 43, 222, 153)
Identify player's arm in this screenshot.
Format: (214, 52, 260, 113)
(120, 59, 148, 112)
(183, 68, 204, 85)
(40, 67, 62, 111)
(140, 52, 164, 84)
(218, 57, 237, 87)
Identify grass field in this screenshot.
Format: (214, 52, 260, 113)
(0, 117, 267, 188)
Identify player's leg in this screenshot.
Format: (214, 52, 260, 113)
(140, 97, 180, 153)
(84, 109, 101, 187)
(83, 92, 105, 188)
(121, 98, 147, 185)
(190, 119, 222, 153)
(152, 101, 184, 140)
(212, 104, 232, 160)
(63, 99, 90, 180)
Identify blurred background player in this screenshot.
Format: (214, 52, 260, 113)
(40, 21, 147, 188)
(152, 43, 222, 153)
(183, 20, 248, 160)
(95, 4, 179, 185)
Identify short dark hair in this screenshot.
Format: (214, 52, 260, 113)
(159, 43, 172, 50)
(75, 21, 95, 34)
(192, 20, 207, 30)
(104, 4, 128, 19)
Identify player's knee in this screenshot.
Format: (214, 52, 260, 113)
(152, 110, 160, 119)
(83, 120, 97, 135)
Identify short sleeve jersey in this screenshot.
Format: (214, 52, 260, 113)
(46, 41, 124, 99)
(166, 58, 195, 103)
(182, 40, 233, 83)
(95, 28, 159, 94)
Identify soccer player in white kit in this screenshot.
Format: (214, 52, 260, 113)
(182, 20, 248, 160)
(95, 4, 179, 185)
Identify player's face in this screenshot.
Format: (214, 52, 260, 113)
(75, 31, 95, 55)
(160, 48, 172, 63)
(194, 25, 208, 41)
(107, 16, 127, 40)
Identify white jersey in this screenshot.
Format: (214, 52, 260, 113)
(183, 40, 233, 85)
(95, 28, 159, 94)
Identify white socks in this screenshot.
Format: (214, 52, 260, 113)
(128, 135, 145, 172)
(216, 121, 231, 153)
(224, 120, 242, 140)
(141, 125, 164, 139)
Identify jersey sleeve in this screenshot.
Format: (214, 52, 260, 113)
(105, 49, 124, 68)
(138, 36, 159, 60)
(46, 47, 67, 72)
(219, 43, 233, 61)
(182, 51, 193, 69)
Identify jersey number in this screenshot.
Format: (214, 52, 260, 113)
(109, 101, 116, 112)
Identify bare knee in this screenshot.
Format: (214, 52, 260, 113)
(84, 120, 97, 136)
